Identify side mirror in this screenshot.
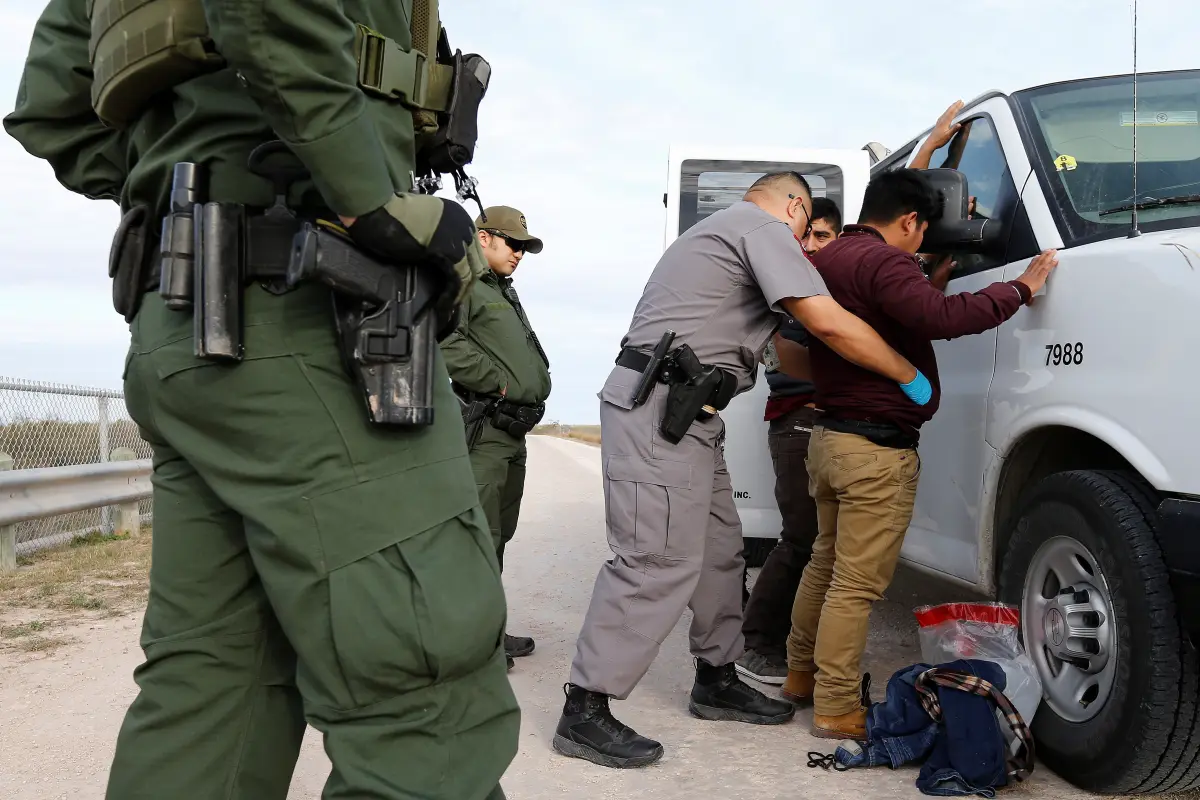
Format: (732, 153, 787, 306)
(917, 168, 1005, 255)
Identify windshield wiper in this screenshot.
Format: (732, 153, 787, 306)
(1099, 194, 1200, 216)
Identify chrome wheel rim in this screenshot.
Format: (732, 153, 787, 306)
(1022, 535, 1118, 723)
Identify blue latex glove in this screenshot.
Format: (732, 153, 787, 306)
(899, 370, 932, 406)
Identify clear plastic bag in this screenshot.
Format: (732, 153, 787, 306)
(914, 602, 1042, 752)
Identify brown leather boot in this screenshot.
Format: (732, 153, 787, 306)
(811, 708, 867, 740)
(780, 670, 815, 705)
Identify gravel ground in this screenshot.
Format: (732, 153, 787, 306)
(0, 435, 1187, 799)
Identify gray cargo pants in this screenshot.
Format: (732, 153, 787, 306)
(569, 366, 746, 699)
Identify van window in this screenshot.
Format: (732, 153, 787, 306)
(678, 159, 844, 236)
(911, 117, 1037, 274)
(1014, 69, 1200, 246)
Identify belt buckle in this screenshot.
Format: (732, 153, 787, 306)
(354, 25, 389, 95)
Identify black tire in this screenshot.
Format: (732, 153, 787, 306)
(742, 537, 776, 569)
(998, 469, 1200, 795)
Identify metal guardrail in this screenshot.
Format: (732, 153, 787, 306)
(0, 459, 152, 527)
(1, 376, 154, 560)
(0, 449, 152, 572)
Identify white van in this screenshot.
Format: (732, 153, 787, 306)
(663, 69, 1200, 795)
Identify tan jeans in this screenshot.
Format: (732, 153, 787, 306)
(785, 425, 921, 716)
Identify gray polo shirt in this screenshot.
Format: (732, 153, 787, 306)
(620, 200, 829, 393)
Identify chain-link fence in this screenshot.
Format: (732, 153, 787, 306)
(0, 377, 153, 553)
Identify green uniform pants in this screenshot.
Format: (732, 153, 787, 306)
(105, 285, 520, 800)
(468, 422, 527, 571)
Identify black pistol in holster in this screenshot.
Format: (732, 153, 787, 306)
(626, 330, 738, 445)
(457, 391, 498, 449)
(287, 221, 440, 427)
(659, 345, 732, 445)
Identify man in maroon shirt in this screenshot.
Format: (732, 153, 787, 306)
(775, 168, 1059, 739)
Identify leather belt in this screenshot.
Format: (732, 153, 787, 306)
(615, 347, 656, 374)
(817, 414, 918, 450)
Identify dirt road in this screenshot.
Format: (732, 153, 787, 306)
(0, 435, 1162, 798)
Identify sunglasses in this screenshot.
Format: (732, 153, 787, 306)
(485, 230, 527, 253)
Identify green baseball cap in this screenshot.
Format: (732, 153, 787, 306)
(475, 205, 543, 254)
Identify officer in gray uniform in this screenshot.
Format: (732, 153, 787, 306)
(552, 172, 931, 769)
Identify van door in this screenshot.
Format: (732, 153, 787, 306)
(663, 146, 871, 543)
(894, 97, 1043, 586)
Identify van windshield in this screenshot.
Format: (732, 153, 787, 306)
(1015, 70, 1200, 245)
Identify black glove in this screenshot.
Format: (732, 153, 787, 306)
(347, 194, 486, 328)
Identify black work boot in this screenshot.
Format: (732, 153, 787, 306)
(689, 659, 796, 725)
(505, 633, 535, 658)
(553, 684, 665, 769)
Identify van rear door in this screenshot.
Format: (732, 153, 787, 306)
(662, 146, 871, 542)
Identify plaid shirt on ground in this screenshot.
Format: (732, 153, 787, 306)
(914, 668, 1036, 783)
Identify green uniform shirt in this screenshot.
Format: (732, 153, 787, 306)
(441, 271, 552, 406)
(4, 0, 418, 220)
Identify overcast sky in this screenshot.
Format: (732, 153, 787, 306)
(1, 0, 1195, 423)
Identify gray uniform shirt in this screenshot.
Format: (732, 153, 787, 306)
(620, 200, 830, 394)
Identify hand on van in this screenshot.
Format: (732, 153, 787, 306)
(911, 100, 965, 169)
(1013, 250, 1060, 304)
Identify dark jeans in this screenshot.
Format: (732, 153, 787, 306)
(741, 404, 820, 658)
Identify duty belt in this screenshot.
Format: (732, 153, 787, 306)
(617, 337, 739, 445)
(109, 148, 444, 430)
(453, 385, 545, 439)
(138, 211, 308, 294)
(616, 346, 737, 412)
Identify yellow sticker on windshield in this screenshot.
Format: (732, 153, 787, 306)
(1054, 154, 1078, 172)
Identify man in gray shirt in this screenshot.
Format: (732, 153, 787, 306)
(553, 172, 929, 770)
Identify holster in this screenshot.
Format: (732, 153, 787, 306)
(491, 400, 545, 438)
(661, 371, 726, 444)
(458, 392, 497, 449)
(301, 228, 441, 428)
(657, 345, 737, 445)
(192, 202, 246, 361)
(417, 48, 491, 178)
(108, 205, 154, 323)
(147, 160, 296, 363)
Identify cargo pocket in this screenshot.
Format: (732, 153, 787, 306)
(325, 543, 436, 708)
(323, 510, 506, 709)
(598, 376, 636, 411)
(604, 455, 706, 560)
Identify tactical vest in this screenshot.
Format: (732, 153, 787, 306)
(86, 0, 488, 185)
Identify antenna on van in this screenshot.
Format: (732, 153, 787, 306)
(1129, 0, 1142, 238)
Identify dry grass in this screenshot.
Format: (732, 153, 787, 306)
(562, 426, 601, 445)
(0, 530, 151, 655)
(533, 424, 601, 446)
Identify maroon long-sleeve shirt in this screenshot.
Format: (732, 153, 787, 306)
(808, 225, 1031, 440)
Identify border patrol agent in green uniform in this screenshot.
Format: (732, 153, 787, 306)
(4, 0, 519, 797)
(441, 206, 551, 667)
